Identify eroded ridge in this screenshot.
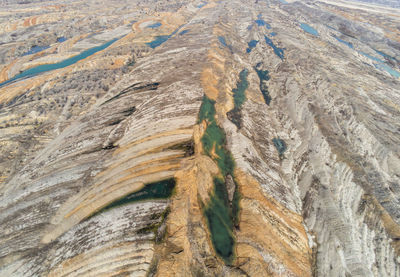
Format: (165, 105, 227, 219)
(1, 0, 400, 276)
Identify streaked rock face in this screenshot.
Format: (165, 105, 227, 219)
(0, 0, 400, 276)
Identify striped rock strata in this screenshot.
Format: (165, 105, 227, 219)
(1, 0, 400, 276)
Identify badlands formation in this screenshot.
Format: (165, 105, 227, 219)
(0, 0, 400, 276)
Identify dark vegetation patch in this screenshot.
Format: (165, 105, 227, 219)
(104, 106, 136, 126)
(121, 106, 136, 116)
(102, 82, 159, 104)
(146, 255, 160, 277)
(272, 137, 287, 158)
(102, 142, 117, 150)
(254, 64, 271, 105)
(108, 118, 124, 126)
(4, 67, 115, 110)
(167, 140, 195, 157)
(137, 207, 170, 243)
(127, 59, 136, 66)
(0, 66, 124, 180)
(227, 108, 242, 130)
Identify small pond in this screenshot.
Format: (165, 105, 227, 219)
(300, 23, 319, 36)
(1, 37, 119, 88)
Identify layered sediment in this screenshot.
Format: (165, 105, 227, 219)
(1, 0, 400, 276)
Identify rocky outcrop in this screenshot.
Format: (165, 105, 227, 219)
(1, 0, 400, 276)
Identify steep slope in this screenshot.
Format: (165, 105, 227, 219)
(0, 0, 400, 276)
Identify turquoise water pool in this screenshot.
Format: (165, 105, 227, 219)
(0, 38, 119, 88)
(22, 45, 50, 56)
(146, 27, 182, 49)
(358, 51, 399, 79)
(146, 35, 171, 48)
(179, 29, 189, 35)
(300, 23, 319, 36)
(218, 36, 228, 47)
(264, 35, 284, 59)
(359, 51, 384, 63)
(374, 63, 400, 78)
(333, 35, 353, 49)
(147, 22, 162, 29)
(255, 14, 271, 29)
(246, 40, 258, 53)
